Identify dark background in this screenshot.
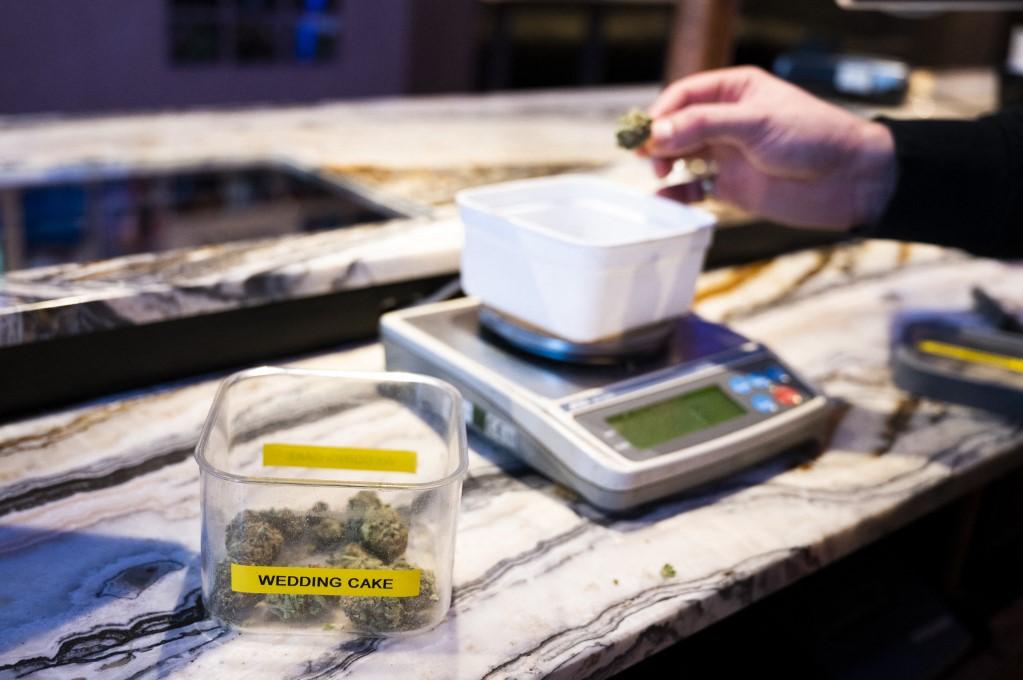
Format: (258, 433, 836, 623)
(0, 0, 1016, 115)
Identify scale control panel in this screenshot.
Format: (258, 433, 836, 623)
(573, 357, 813, 462)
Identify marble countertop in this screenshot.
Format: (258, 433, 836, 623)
(0, 215, 463, 347)
(0, 71, 997, 349)
(0, 85, 651, 348)
(1, 70, 1015, 678)
(3, 238, 1022, 679)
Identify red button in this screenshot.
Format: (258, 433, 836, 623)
(771, 385, 803, 406)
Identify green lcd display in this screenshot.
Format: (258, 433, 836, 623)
(606, 385, 747, 450)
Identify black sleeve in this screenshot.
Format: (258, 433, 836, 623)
(859, 109, 1023, 259)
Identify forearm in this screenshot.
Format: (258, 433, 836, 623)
(862, 110, 1023, 258)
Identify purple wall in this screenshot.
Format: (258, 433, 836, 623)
(0, 0, 473, 115)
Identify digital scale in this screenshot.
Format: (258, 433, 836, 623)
(382, 298, 830, 511)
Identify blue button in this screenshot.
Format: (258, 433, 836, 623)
(750, 374, 772, 390)
(764, 365, 790, 383)
(751, 394, 779, 414)
(729, 375, 752, 394)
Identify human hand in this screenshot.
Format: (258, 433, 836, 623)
(643, 66, 896, 230)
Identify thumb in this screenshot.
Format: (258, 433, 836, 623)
(647, 104, 766, 158)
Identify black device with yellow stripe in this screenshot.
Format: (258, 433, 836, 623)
(891, 289, 1023, 419)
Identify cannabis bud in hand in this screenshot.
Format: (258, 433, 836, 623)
(616, 109, 652, 150)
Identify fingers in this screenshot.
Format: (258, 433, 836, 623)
(657, 146, 758, 209)
(647, 104, 766, 159)
(648, 66, 761, 118)
(654, 150, 726, 204)
(707, 145, 756, 207)
(649, 74, 726, 119)
(651, 152, 716, 179)
(652, 158, 674, 178)
(656, 180, 708, 204)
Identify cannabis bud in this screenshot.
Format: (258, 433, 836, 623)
(210, 492, 436, 633)
(348, 490, 383, 516)
(265, 593, 334, 622)
(394, 558, 439, 619)
(328, 542, 384, 570)
(310, 516, 347, 551)
(359, 505, 409, 562)
(305, 501, 330, 525)
(208, 561, 262, 621)
(258, 508, 305, 542)
(615, 108, 652, 150)
(338, 560, 439, 632)
(225, 513, 284, 565)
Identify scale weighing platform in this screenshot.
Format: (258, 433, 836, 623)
(382, 297, 829, 511)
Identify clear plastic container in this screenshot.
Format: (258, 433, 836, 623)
(458, 175, 716, 343)
(194, 366, 467, 636)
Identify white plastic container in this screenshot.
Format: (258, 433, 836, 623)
(457, 175, 717, 343)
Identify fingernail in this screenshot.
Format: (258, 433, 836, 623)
(652, 119, 674, 143)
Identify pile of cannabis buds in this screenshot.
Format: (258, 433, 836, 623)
(209, 491, 438, 632)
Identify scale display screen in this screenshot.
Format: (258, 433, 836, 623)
(606, 385, 746, 449)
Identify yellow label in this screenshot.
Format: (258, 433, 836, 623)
(230, 564, 421, 597)
(262, 443, 417, 473)
(917, 340, 1023, 375)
